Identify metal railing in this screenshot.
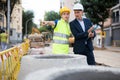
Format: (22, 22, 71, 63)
(0, 39, 30, 80)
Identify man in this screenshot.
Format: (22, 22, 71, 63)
(0, 30, 8, 50)
(70, 3, 96, 65)
(42, 7, 71, 54)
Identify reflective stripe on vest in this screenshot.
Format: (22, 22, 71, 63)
(54, 32, 69, 39)
(53, 39, 69, 44)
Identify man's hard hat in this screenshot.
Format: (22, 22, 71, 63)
(60, 7, 70, 15)
(73, 3, 84, 11)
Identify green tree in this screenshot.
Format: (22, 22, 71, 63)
(22, 10, 35, 37)
(80, 0, 116, 48)
(44, 11, 60, 21)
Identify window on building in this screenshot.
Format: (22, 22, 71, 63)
(10, 30, 13, 36)
(18, 33, 20, 38)
(112, 12, 115, 23)
(117, 0, 119, 3)
(10, 17, 12, 22)
(0, 14, 2, 21)
(115, 0, 119, 4)
(116, 11, 119, 22)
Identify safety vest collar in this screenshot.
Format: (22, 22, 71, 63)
(60, 18, 68, 23)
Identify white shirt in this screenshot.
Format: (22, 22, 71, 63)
(77, 19, 87, 44)
(78, 20, 85, 32)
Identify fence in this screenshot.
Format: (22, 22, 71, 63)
(0, 39, 30, 80)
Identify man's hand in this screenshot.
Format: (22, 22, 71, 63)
(41, 21, 55, 26)
(88, 32, 94, 38)
(41, 21, 48, 26)
(88, 27, 94, 33)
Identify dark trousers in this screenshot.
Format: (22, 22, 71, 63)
(75, 46, 95, 65)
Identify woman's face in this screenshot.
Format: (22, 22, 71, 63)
(61, 12, 70, 21)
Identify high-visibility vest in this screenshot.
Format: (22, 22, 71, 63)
(0, 33, 8, 42)
(52, 19, 71, 54)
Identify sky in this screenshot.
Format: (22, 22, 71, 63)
(22, 0, 60, 25)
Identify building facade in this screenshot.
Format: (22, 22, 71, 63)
(0, 0, 23, 43)
(104, 0, 120, 47)
(111, 0, 120, 47)
(10, 1, 23, 43)
(0, 12, 6, 30)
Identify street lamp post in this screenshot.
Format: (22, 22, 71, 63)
(7, 0, 10, 44)
(25, 18, 33, 38)
(60, 0, 63, 8)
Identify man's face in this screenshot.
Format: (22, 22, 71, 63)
(74, 10, 83, 19)
(61, 12, 70, 21)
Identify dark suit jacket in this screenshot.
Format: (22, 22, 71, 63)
(70, 18, 96, 53)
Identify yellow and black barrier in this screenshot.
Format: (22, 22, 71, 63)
(0, 39, 30, 80)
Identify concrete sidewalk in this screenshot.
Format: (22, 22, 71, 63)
(105, 46, 120, 52)
(94, 49, 120, 68)
(70, 46, 120, 68)
(94, 46, 120, 52)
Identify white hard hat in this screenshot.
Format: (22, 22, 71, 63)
(73, 3, 84, 11)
